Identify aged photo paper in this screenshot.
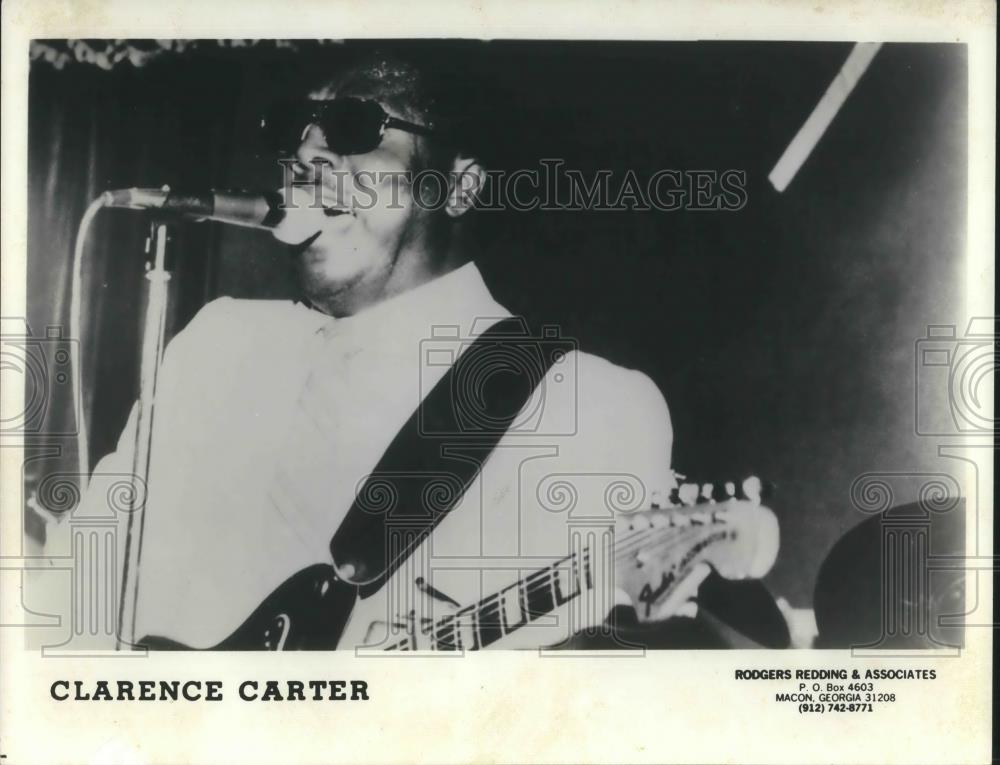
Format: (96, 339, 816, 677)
(1, 0, 995, 763)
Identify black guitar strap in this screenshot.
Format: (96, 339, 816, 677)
(330, 316, 571, 597)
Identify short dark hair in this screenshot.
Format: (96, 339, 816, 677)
(315, 46, 490, 171)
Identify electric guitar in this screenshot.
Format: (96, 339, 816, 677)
(141, 480, 779, 651)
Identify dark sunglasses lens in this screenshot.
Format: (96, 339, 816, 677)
(259, 99, 386, 156)
(317, 99, 386, 155)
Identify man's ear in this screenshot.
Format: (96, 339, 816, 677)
(445, 156, 486, 218)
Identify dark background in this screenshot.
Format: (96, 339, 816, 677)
(26, 40, 967, 607)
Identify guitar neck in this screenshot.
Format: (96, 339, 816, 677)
(382, 504, 745, 651)
(383, 547, 595, 651)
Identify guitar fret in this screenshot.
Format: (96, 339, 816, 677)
(500, 582, 526, 632)
(418, 550, 587, 651)
(434, 615, 458, 650)
(476, 597, 504, 648)
(523, 568, 556, 620)
(376, 489, 767, 653)
(456, 606, 478, 649)
(553, 555, 581, 605)
(385, 635, 411, 651)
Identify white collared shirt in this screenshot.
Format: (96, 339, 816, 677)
(68, 262, 674, 647)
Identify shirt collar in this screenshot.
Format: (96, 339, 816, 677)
(298, 261, 510, 355)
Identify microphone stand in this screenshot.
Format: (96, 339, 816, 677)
(116, 219, 172, 650)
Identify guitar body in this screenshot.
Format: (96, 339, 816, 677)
(141, 564, 357, 650)
(140, 489, 780, 652)
(143, 561, 613, 652)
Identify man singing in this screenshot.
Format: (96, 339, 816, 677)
(78, 50, 676, 650)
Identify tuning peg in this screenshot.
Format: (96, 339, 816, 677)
(677, 482, 700, 506)
(741, 476, 762, 505)
(710, 482, 737, 502)
(699, 483, 715, 503)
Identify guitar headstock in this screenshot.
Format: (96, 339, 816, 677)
(614, 478, 780, 622)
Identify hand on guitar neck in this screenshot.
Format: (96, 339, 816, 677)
(611, 477, 779, 631)
(359, 476, 780, 652)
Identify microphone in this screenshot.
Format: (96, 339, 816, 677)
(101, 187, 285, 230)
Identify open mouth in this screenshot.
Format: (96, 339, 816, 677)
(314, 183, 355, 218)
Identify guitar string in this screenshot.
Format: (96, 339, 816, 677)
(388, 501, 753, 650)
(358, 500, 743, 649)
(427, 524, 699, 636)
(614, 517, 705, 556)
(425, 529, 710, 633)
(393, 503, 739, 641)
(428, 522, 709, 630)
(610, 502, 738, 553)
(417, 525, 711, 649)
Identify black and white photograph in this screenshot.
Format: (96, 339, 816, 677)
(1, 2, 994, 763)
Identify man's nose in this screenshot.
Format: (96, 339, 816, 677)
(295, 124, 347, 179)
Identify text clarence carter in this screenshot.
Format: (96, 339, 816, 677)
(50, 679, 370, 702)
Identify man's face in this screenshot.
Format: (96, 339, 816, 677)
(276, 83, 437, 310)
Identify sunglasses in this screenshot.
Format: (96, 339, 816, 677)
(260, 97, 435, 157)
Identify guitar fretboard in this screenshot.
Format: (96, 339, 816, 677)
(381, 500, 743, 651)
(384, 548, 594, 651)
